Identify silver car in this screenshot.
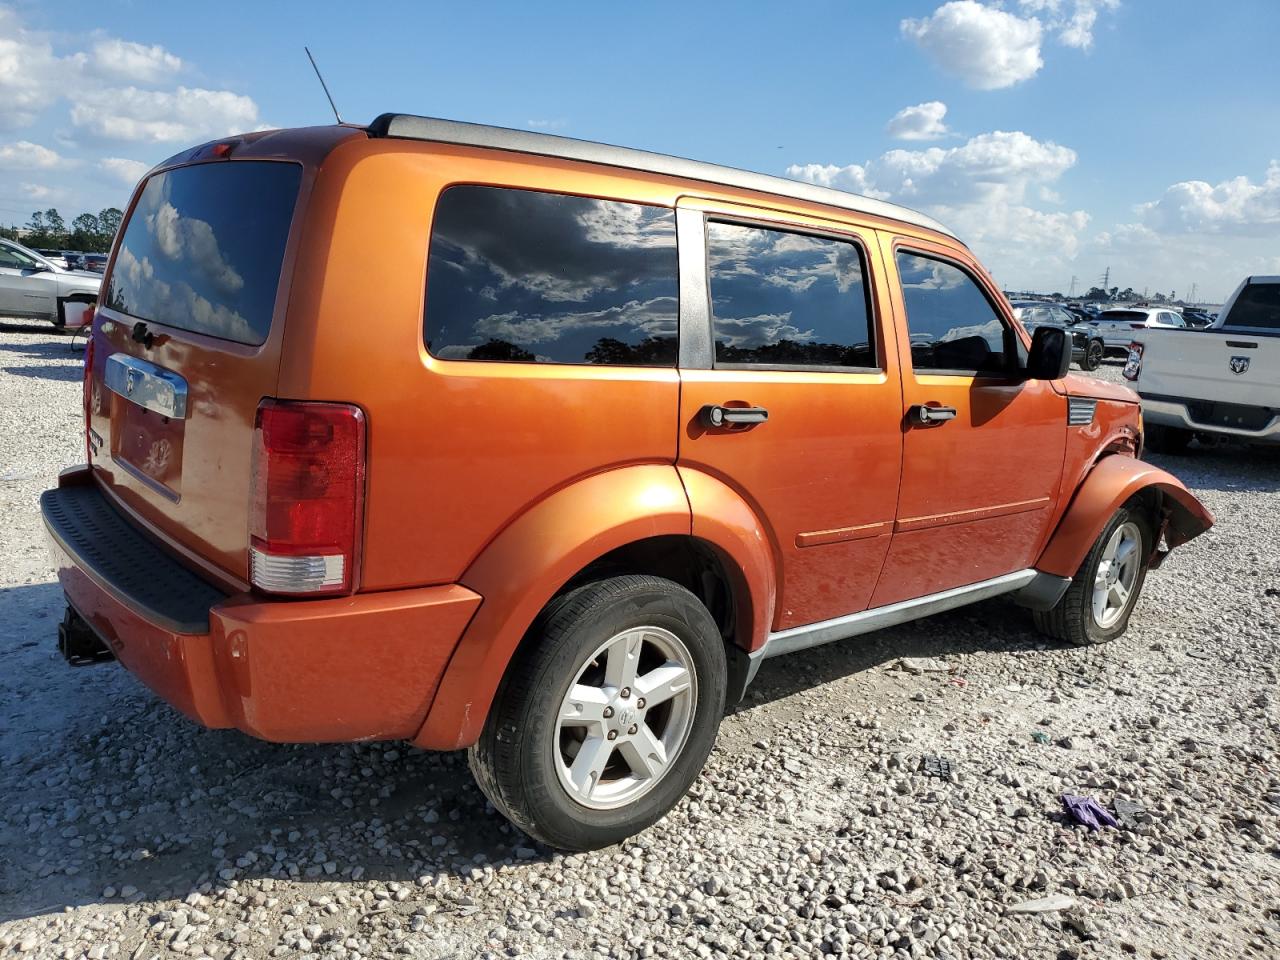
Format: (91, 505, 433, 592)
(1092, 306, 1186, 350)
(0, 238, 102, 328)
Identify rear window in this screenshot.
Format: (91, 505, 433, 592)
(1100, 311, 1148, 322)
(1224, 283, 1280, 330)
(106, 161, 302, 346)
(425, 185, 678, 366)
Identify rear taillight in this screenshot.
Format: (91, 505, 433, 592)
(1122, 342, 1144, 381)
(249, 400, 366, 596)
(82, 335, 95, 461)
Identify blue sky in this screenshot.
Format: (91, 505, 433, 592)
(1, 0, 1277, 301)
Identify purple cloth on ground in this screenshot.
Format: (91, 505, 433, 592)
(1061, 794, 1118, 831)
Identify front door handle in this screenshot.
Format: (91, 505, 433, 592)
(908, 403, 957, 425)
(700, 404, 769, 428)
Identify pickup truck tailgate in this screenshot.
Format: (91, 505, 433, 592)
(1137, 330, 1279, 407)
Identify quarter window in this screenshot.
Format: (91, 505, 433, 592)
(425, 186, 679, 366)
(896, 251, 1012, 375)
(706, 221, 875, 369)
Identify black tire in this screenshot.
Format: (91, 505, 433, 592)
(1082, 339, 1104, 371)
(1144, 423, 1193, 455)
(469, 575, 727, 851)
(1034, 504, 1153, 646)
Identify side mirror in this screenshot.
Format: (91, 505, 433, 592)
(27, 262, 50, 273)
(1026, 326, 1071, 380)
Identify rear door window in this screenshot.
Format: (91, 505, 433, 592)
(425, 186, 678, 366)
(895, 251, 1013, 375)
(705, 221, 876, 369)
(106, 161, 302, 346)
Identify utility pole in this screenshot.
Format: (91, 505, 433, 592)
(1068, 275, 1079, 298)
(1099, 267, 1110, 294)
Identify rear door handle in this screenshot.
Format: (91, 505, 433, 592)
(700, 404, 769, 428)
(908, 403, 957, 425)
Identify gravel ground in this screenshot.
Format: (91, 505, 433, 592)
(1, 328, 1278, 960)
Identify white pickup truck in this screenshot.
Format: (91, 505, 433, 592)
(1124, 276, 1280, 453)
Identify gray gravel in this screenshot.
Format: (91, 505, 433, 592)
(2, 331, 1278, 960)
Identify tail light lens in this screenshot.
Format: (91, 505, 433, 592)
(1122, 342, 1144, 381)
(249, 400, 366, 596)
(82, 334, 95, 461)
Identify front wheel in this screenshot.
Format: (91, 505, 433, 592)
(1034, 505, 1153, 646)
(469, 575, 726, 851)
(1082, 339, 1105, 371)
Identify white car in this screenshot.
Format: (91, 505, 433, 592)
(1124, 276, 1280, 451)
(1092, 306, 1187, 350)
(0, 238, 102, 328)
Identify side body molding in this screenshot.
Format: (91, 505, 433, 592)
(413, 464, 691, 750)
(1036, 454, 1213, 578)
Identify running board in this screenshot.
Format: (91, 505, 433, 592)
(727, 569, 1060, 702)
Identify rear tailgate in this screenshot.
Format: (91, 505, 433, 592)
(1137, 329, 1280, 406)
(87, 158, 304, 585)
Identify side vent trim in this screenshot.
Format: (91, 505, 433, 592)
(1068, 397, 1098, 427)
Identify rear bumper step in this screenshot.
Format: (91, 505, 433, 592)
(41, 481, 227, 634)
(41, 472, 485, 743)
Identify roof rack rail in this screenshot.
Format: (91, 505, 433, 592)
(367, 114, 956, 240)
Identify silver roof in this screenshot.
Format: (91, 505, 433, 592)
(368, 114, 957, 240)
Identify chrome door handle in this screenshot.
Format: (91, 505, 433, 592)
(700, 404, 769, 428)
(908, 403, 957, 425)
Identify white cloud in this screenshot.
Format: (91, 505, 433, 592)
(20, 182, 68, 202)
(1018, 0, 1119, 50)
(787, 129, 1088, 290)
(79, 38, 183, 84)
(886, 101, 950, 141)
(901, 2, 1044, 90)
(1137, 162, 1280, 236)
(99, 157, 150, 185)
(0, 8, 63, 128)
(0, 140, 64, 169)
(70, 86, 262, 143)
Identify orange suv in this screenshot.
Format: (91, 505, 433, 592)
(41, 115, 1213, 850)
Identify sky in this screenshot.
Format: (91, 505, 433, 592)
(0, 0, 1277, 303)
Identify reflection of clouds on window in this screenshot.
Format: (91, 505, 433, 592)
(426, 186, 679, 366)
(895, 250, 1007, 373)
(710, 312, 814, 349)
(146, 201, 244, 296)
(105, 161, 300, 346)
(707, 221, 875, 368)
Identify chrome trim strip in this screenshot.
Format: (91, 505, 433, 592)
(761, 569, 1038, 659)
(370, 114, 958, 240)
(104, 353, 189, 419)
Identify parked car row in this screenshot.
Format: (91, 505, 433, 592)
(1009, 299, 1105, 370)
(32, 249, 108, 273)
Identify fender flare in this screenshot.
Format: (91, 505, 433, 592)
(1036, 454, 1213, 578)
(411, 463, 777, 750)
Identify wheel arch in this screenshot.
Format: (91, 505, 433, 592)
(411, 463, 775, 750)
(1036, 454, 1213, 578)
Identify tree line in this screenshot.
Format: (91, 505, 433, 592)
(0, 207, 124, 254)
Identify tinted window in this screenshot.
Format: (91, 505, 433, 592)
(106, 161, 301, 346)
(0, 244, 38, 269)
(896, 251, 1011, 374)
(706, 222, 875, 368)
(425, 186, 678, 366)
(1225, 283, 1280, 329)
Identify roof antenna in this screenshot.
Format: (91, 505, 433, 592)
(305, 46, 343, 124)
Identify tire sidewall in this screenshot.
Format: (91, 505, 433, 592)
(1082, 507, 1152, 643)
(513, 581, 726, 849)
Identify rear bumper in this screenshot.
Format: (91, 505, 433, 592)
(1140, 394, 1280, 442)
(41, 471, 482, 742)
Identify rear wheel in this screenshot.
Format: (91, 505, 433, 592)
(1144, 423, 1193, 455)
(1082, 339, 1104, 371)
(469, 575, 726, 851)
(1034, 505, 1152, 646)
